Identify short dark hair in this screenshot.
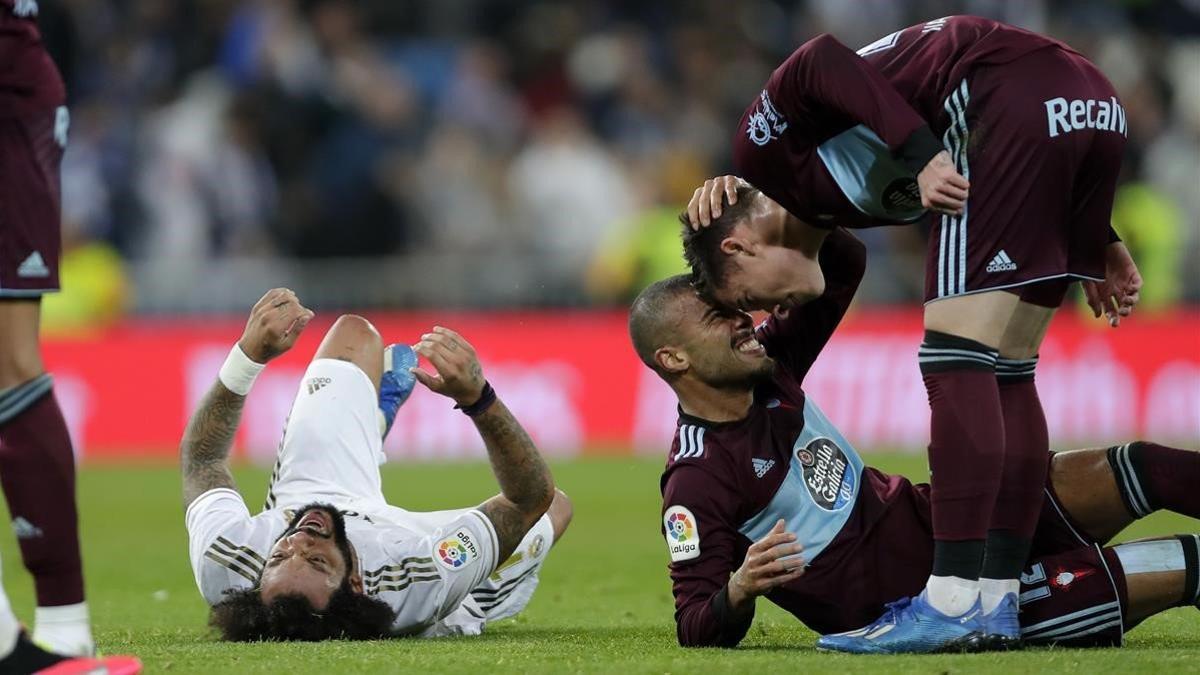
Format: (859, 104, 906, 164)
(628, 275, 696, 375)
(680, 185, 761, 298)
(210, 581, 396, 641)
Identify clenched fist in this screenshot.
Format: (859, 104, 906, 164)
(238, 288, 314, 363)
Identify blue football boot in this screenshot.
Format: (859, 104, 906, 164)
(816, 592, 985, 654)
(378, 344, 417, 439)
(980, 592, 1023, 650)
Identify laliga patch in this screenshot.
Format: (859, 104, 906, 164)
(664, 505, 700, 562)
(436, 528, 481, 570)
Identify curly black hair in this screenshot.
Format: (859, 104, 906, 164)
(679, 185, 762, 300)
(210, 580, 396, 642)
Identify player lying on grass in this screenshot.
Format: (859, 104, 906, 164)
(628, 229, 1198, 652)
(181, 289, 571, 640)
(681, 15, 1144, 652)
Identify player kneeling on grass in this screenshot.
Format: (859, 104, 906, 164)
(180, 289, 571, 640)
(629, 233, 1198, 652)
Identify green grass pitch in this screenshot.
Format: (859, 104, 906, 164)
(1, 453, 1197, 673)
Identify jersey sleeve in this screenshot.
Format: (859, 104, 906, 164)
(185, 488, 263, 605)
(379, 509, 500, 632)
(757, 228, 866, 382)
(778, 33, 942, 172)
(662, 462, 753, 648)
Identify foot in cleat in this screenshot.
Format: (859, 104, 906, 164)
(816, 591, 985, 654)
(980, 592, 1023, 651)
(378, 344, 418, 438)
(1, 631, 141, 675)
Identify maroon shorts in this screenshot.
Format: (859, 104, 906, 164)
(803, 470, 1128, 646)
(924, 47, 1125, 306)
(0, 32, 67, 298)
(0, 106, 66, 297)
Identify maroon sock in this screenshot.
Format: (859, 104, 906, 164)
(1108, 441, 1200, 519)
(980, 358, 1048, 579)
(920, 331, 1004, 576)
(0, 377, 85, 607)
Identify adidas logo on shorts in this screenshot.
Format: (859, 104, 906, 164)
(986, 250, 1018, 273)
(17, 252, 49, 278)
(306, 377, 331, 394)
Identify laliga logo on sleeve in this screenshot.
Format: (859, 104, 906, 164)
(436, 528, 480, 570)
(664, 505, 700, 562)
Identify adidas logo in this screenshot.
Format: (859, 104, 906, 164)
(16, 251, 49, 278)
(12, 516, 43, 540)
(306, 377, 331, 394)
(985, 250, 1017, 273)
(751, 458, 775, 478)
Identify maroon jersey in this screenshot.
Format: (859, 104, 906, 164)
(659, 229, 936, 646)
(732, 16, 1065, 229)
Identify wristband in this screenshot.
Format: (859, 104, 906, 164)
(455, 381, 497, 417)
(218, 344, 266, 396)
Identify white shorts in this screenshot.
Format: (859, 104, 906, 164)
(263, 357, 555, 630)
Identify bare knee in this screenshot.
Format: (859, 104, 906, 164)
(314, 314, 384, 391)
(0, 300, 45, 389)
(547, 489, 573, 543)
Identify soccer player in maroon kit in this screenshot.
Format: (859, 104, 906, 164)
(629, 224, 1198, 652)
(681, 16, 1143, 651)
(0, 0, 96, 660)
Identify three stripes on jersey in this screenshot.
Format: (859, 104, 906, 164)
(674, 425, 706, 461)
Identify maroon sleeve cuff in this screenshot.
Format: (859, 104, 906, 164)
(708, 585, 755, 648)
(896, 125, 944, 175)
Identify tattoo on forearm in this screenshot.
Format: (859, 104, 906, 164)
(473, 399, 554, 562)
(180, 381, 244, 506)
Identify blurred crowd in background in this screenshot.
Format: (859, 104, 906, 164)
(31, 0, 1200, 325)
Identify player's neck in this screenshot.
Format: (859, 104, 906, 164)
(675, 381, 753, 423)
(781, 217, 829, 258)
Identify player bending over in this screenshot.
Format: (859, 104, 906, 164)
(680, 15, 1144, 652)
(629, 230, 1197, 652)
(182, 289, 571, 640)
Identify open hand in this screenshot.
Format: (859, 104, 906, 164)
(917, 150, 969, 215)
(1082, 241, 1142, 327)
(238, 288, 314, 363)
(687, 175, 750, 229)
(412, 327, 486, 406)
(727, 519, 805, 609)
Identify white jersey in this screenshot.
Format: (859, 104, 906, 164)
(184, 358, 554, 637)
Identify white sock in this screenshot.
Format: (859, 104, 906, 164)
(979, 578, 1020, 614)
(924, 575, 980, 616)
(33, 602, 93, 657)
(0, 555, 20, 659)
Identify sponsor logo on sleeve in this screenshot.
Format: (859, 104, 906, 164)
(796, 438, 857, 511)
(747, 90, 788, 147)
(663, 505, 700, 562)
(436, 528, 481, 570)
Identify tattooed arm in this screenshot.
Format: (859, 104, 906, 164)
(471, 399, 556, 561)
(180, 288, 314, 508)
(181, 382, 245, 507)
(413, 327, 556, 561)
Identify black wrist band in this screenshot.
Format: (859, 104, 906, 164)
(456, 381, 497, 417)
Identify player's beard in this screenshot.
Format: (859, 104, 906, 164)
(693, 352, 776, 390)
(280, 502, 354, 572)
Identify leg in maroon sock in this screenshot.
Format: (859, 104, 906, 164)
(1110, 442, 1200, 519)
(0, 381, 85, 608)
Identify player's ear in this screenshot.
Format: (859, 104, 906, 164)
(654, 346, 688, 375)
(347, 570, 364, 595)
(720, 236, 753, 257)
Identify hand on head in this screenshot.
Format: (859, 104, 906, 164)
(687, 175, 750, 228)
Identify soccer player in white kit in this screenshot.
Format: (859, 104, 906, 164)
(181, 289, 572, 640)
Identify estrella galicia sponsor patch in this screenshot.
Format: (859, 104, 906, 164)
(436, 528, 481, 570)
(797, 437, 856, 511)
(663, 505, 700, 562)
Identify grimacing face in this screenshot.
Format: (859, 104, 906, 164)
(259, 505, 361, 610)
(673, 291, 776, 388)
(711, 194, 820, 315)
